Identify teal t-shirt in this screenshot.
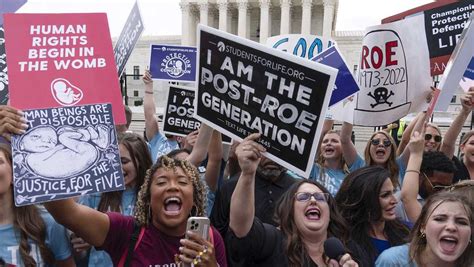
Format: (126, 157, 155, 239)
(79, 187, 137, 267)
(0, 208, 71, 266)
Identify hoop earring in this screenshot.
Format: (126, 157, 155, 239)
(148, 205, 152, 221)
(190, 205, 197, 216)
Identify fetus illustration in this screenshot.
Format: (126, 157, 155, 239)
(50, 78, 83, 106)
(18, 125, 109, 178)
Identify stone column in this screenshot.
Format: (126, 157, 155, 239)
(301, 0, 312, 35)
(237, 0, 248, 37)
(180, 1, 191, 45)
(323, 0, 335, 37)
(259, 0, 271, 43)
(217, 0, 228, 31)
(198, 0, 209, 25)
(280, 0, 292, 35)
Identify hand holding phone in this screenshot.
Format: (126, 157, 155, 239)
(179, 217, 218, 267)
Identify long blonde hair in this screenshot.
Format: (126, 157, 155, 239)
(364, 131, 399, 188)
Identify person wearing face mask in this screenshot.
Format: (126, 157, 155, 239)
(227, 133, 368, 267)
(398, 131, 457, 223)
(335, 166, 410, 266)
(210, 134, 296, 239)
(376, 191, 473, 267)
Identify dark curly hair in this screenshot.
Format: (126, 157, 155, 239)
(420, 151, 457, 176)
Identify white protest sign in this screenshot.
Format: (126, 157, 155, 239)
(436, 12, 474, 110)
(266, 34, 335, 60)
(354, 14, 432, 126)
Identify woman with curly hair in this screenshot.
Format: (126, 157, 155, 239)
(335, 166, 410, 265)
(44, 155, 227, 267)
(0, 143, 74, 267)
(227, 133, 369, 267)
(376, 191, 473, 267)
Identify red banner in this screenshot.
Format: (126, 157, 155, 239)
(4, 13, 125, 124)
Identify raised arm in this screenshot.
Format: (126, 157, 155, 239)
(440, 87, 474, 159)
(186, 123, 213, 166)
(316, 119, 334, 157)
(397, 111, 426, 156)
(143, 70, 159, 141)
(43, 199, 110, 247)
(400, 130, 425, 222)
(229, 133, 265, 238)
(340, 122, 358, 166)
(204, 130, 223, 192)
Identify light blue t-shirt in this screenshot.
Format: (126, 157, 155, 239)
(79, 187, 137, 267)
(375, 244, 417, 267)
(148, 131, 179, 162)
(0, 209, 71, 266)
(308, 156, 365, 195)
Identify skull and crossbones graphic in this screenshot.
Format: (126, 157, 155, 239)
(368, 87, 394, 108)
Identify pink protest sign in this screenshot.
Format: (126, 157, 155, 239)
(3, 13, 125, 124)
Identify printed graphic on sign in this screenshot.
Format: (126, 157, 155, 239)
(163, 86, 200, 136)
(195, 25, 337, 177)
(3, 13, 125, 124)
(424, 1, 474, 75)
(460, 57, 474, 91)
(266, 34, 335, 60)
(114, 1, 144, 76)
(312, 45, 360, 106)
(149, 44, 197, 82)
(50, 78, 83, 106)
(11, 103, 124, 206)
(355, 15, 432, 126)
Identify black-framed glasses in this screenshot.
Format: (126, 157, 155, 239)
(424, 134, 442, 143)
(295, 192, 330, 202)
(422, 172, 450, 192)
(370, 139, 392, 147)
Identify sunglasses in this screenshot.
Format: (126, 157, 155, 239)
(295, 192, 330, 202)
(370, 139, 392, 147)
(424, 134, 442, 143)
(422, 172, 450, 192)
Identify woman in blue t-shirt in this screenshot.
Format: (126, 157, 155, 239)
(0, 144, 74, 267)
(335, 166, 410, 266)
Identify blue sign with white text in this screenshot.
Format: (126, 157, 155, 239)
(312, 46, 360, 106)
(149, 44, 197, 82)
(464, 57, 474, 80)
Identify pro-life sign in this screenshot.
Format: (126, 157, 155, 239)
(195, 25, 337, 177)
(11, 103, 124, 206)
(149, 44, 197, 82)
(163, 85, 200, 136)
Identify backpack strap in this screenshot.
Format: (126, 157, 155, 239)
(118, 221, 145, 267)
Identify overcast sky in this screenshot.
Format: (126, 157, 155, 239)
(16, 0, 434, 37)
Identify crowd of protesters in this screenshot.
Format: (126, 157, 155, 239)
(0, 69, 472, 267)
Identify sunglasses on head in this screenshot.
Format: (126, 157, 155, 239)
(424, 134, 442, 143)
(295, 192, 329, 202)
(370, 139, 392, 147)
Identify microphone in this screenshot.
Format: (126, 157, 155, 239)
(324, 237, 346, 261)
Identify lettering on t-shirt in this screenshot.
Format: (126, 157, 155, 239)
(149, 263, 180, 267)
(7, 244, 41, 265)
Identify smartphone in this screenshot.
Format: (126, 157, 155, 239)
(185, 217, 210, 241)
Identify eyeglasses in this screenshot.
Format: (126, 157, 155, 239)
(424, 134, 442, 143)
(295, 192, 330, 202)
(422, 172, 450, 192)
(370, 139, 392, 147)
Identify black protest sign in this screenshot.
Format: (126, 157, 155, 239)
(163, 85, 200, 136)
(11, 103, 124, 206)
(424, 1, 474, 75)
(163, 85, 233, 145)
(114, 1, 144, 76)
(195, 25, 337, 177)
